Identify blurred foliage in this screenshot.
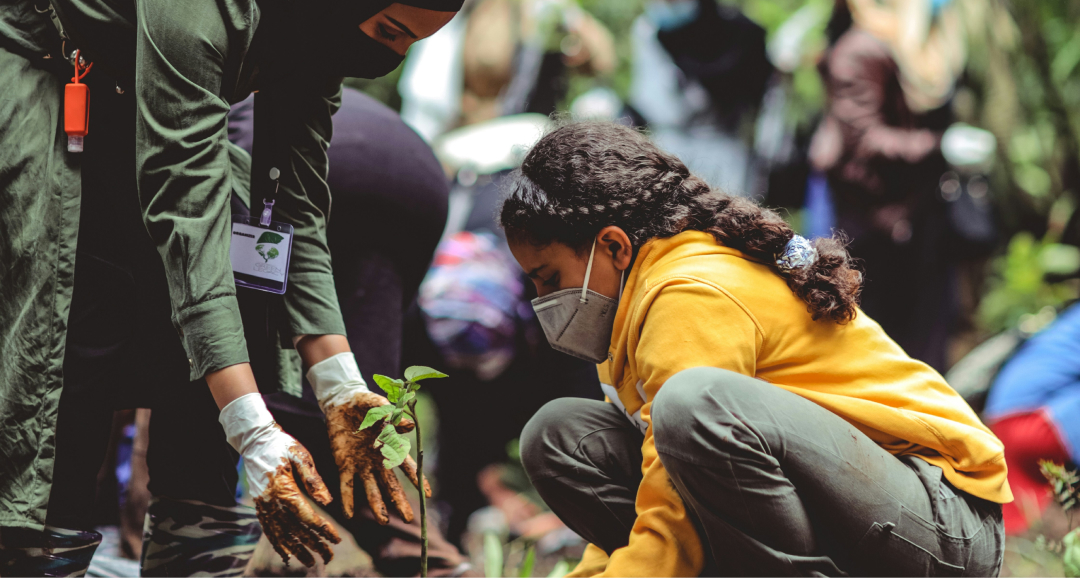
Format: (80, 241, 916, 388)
(572, 0, 645, 100)
(978, 229, 1080, 334)
(1036, 462, 1080, 577)
(968, 0, 1080, 336)
(482, 531, 575, 577)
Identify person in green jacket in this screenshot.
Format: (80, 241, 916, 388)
(0, 1, 460, 575)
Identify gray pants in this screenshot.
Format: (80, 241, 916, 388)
(521, 368, 1004, 576)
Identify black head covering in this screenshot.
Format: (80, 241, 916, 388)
(258, 0, 464, 82)
(397, 0, 465, 10)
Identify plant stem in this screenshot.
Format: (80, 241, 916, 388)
(409, 397, 428, 577)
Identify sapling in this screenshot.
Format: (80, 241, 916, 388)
(1037, 460, 1080, 576)
(356, 365, 447, 577)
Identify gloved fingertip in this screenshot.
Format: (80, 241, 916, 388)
(320, 547, 335, 565)
(312, 487, 333, 506)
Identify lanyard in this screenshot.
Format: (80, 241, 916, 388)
(252, 89, 287, 226)
(234, 88, 295, 295)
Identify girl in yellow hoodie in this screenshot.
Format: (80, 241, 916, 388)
(499, 121, 1009, 577)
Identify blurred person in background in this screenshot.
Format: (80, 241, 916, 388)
(983, 303, 1080, 536)
(399, 0, 616, 142)
(808, 0, 973, 371)
(628, 0, 772, 194)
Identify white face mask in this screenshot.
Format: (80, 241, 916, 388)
(530, 238, 624, 364)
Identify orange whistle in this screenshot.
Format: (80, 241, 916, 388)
(65, 50, 92, 153)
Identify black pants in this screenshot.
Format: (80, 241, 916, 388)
(521, 368, 1004, 576)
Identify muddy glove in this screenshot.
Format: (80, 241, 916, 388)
(219, 393, 341, 566)
(308, 353, 431, 524)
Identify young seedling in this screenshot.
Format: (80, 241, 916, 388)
(1038, 461, 1080, 576)
(357, 365, 448, 577)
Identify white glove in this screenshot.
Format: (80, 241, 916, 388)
(307, 352, 370, 411)
(219, 393, 340, 566)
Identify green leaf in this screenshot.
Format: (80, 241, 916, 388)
(373, 374, 406, 402)
(390, 408, 406, 425)
(483, 532, 504, 578)
(377, 423, 411, 469)
(519, 545, 536, 578)
(357, 404, 394, 431)
(1064, 528, 1080, 577)
(405, 366, 448, 383)
(547, 560, 570, 578)
(267, 247, 279, 260)
(257, 231, 285, 245)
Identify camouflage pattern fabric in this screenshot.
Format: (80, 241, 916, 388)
(140, 497, 261, 577)
(0, 526, 102, 577)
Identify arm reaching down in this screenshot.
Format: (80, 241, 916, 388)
(598, 279, 761, 577)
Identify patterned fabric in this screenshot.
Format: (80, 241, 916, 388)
(419, 231, 528, 380)
(140, 497, 261, 578)
(0, 526, 102, 577)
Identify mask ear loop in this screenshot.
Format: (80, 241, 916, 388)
(581, 237, 597, 304)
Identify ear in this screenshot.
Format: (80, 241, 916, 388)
(596, 226, 633, 271)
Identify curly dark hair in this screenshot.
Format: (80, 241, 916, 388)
(498, 121, 862, 323)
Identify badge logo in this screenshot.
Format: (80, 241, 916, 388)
(255, 232, 284, 263)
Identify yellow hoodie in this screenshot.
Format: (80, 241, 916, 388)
(568, 231, 1011, 578)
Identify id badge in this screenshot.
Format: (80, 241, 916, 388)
(230, 215, 294, 294)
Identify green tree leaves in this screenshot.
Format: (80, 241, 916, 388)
(358, 404, 395, 431)
(404, 366, 449, 383)
(376, 422, 411, 469)
(358, 367, 448, 474)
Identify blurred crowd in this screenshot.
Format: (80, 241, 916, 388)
(78, 0, 1080, 574)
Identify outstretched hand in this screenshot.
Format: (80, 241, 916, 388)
(219, 393, 341, 567)
(251, 435, 342, 566)
(325, 391, 431, 524)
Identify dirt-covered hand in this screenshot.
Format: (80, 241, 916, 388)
(324, 391, 431, 524)
(219, 393, 341, 566)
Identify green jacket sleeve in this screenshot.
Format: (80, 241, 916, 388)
(261, 82, 348, 342)
(135, 0, 250, 380)
(134, 0, 346, 381)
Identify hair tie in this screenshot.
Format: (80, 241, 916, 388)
(776, 235, 818, 273)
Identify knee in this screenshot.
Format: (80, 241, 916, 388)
(520, 398, 588, 481)
(652, 367, 757, 452)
